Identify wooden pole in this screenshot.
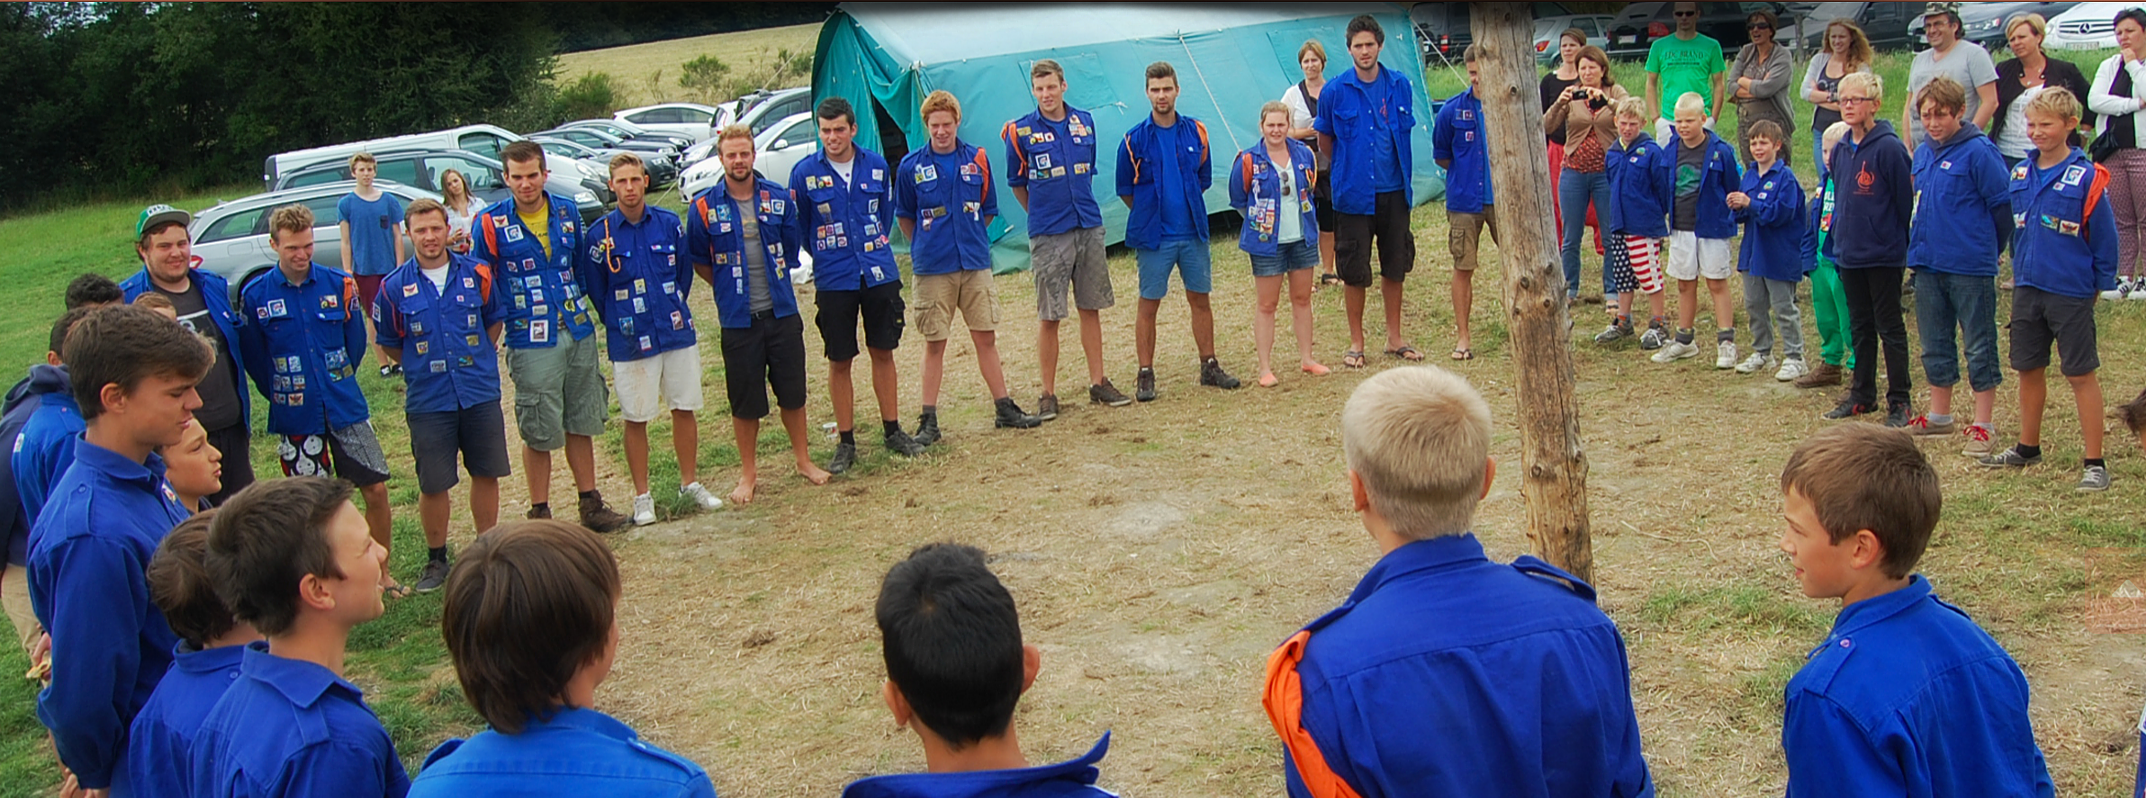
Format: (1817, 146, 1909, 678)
(1468, 3, 1594, 582)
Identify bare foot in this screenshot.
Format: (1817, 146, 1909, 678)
(1258, 372, 1279, 388)
(797, 463, 832, 485)
(1301, 361, 1330, 376)
(728, 479, 757, 505)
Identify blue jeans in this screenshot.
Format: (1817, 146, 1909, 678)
(1813, 136, 1828, 181)
(1134, 238, 1214, 300)
(1250, 238, 1319, 277)
(1558, 167, 1612, 300)
(1913, 269, 2001, 392)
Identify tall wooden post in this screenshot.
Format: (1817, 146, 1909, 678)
(1468, 3, 1594, 582)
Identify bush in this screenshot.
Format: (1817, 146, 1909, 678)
(554, 71, 620, 123)
(679, 54, 730, 104)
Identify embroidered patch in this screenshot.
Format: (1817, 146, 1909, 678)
(2063, 165, 2087, 186)
(403, 283, 420, 297)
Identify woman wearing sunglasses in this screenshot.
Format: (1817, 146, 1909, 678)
(1728, 9, 1794, 166)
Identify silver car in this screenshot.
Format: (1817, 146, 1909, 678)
(188, 180, 442, 303)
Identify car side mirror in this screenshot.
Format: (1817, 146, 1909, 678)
(771, 139, 790, 151)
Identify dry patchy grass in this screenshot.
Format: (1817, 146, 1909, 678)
(554, 23, 821, 107)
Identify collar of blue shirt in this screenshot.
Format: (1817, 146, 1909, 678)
(241, 641, 362, 710)
(172, 640, 248, 675)
(71, 437, 170, 491)
(1824, 573, 1933, 640)
(843, 732, 1110, 797)
(521, 706, 637, 740)
(1348, 533, 1490, 603)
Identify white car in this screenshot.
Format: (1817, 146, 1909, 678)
(1534, 14, 1614, 63)
(678, 113, 819, 201)
(615, 103, 723, 143)
(189, 180, 443, 302)
(2049, 2, 2127, 49)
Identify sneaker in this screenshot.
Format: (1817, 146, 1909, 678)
(1650, 340, 1699, 363)
(1035, 393, 1060, 422)
(1199, 358, 1242, 390)
(2102, 276, 2133, 301)
(1593, 321, 1633, 344)
(1884, 402, 1913, 428)
(1089, 380, 1133, 407)
(914, 412, 941, 446)
(631, 493, 656, 526)
(578, 491, 630, 533)
(885, 428, 925, 457)
(378, 364, 399, 378)
(1734, 351, 1775, 374)
(413, 559, 450, 593)
(1821, 400, 1874, 420)
(1638, 325, 1667, 351)
(1774, 356, 1809, 382)
(1715, 341, 1738, 369)
(1793, 361, 1843, 388)
(681, 481, 724, 510)
(994, 397, 1042, 429)
(526, 504, 551, 520)
(1977, 445, 2042, 468)
(826, 440, 857, 474)
(1135, 368, 1158, 402)
(2079, 464, 2112, 492)
(2132, 281, 2146, 301)
(1963, 424, 1996, 458)
(1905, 415, 1956, 436)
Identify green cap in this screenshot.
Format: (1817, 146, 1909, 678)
(1923, 2, 1960, 19)
(136, 204, 191, 236)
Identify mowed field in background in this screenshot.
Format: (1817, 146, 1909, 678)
(555, 22, 822, 107)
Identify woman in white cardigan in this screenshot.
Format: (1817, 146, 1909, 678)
(2089, 7, 2146, 297)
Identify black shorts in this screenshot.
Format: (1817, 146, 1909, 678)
(408, 402, 513, 495)
(2008, 285, 2099, 376)
(203, 422, 253, 507)
(815, 280, 905, 361)
(1313, 194, 1336, 233)
(1333, 190, 1415, 287)
(720, 312, 808, 420)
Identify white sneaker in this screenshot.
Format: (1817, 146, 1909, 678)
(2131, 279, 2146, 300)
(632, 493, 656, 526)
(2102, 277, 2133, 301)
(680, 481, 724, 510)
(1774, 356, 1809, 382)
(1715, 341, 1738, 369)
(1650, 340, 1700, 363)
(1734, 351, 1775, 374)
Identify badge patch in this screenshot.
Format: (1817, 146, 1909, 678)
(2059, 219, 2081, 236)
(403, 283, 420, 297)
(2063, 165, 2087, 186)
(917, 165, 938, 183)
(530, 319, 550, 343)
(505, 226, 525, 242)
(267, 299, 287, 317)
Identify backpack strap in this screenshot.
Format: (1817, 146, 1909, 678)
(971, 147, 993, 207)
(1239, 152, 1256, 195)
(1001, 120, 1028, 176)
(1262, 630, 1366, 798)
(2084, 163, 2112, 241)
(480, 211, 499, 261)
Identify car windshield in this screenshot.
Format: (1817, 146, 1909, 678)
(1536, 18, 1563, 36)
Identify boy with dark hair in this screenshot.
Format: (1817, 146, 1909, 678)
(408, 520, 714, 795)
(122, 203, 254, 504)
(1777, 424, 2052, 796)
(1432, 45, 1495, 362)
(29, 304, 211, 797)
(0, 306, 98, 659)
(842, 543, 1115, 798)
(339, 152, 407, 339)
(127, 510, 262, 798)
(65, 273, 124, 309)
(192, 477, 408, 798)
(1907, 74, 2013, 453)
(1321, 13, 1426, 367)
(1725, 119, 1807, 379)
(1118, 60, 1240, 398)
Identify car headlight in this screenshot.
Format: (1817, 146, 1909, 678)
(576, 191, 598, 204)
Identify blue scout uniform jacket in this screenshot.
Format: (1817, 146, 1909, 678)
(792, 147, 901, 290)
(1910, 124, 2014, 276)
(1828, 121, 1916, 269)
(238, 264, 370, 435)
(409, 707, 716, 797)
(473, 193, 596, 350)
(1264, 534, 1653, 798)
(1431, 88, 1494, 214)
(1733, 162, 1807, 282)
(841, 733, 1117, 798)
(1116, 115, 1213, 248)
(2009, 148, 2118, 299)
(1802, 178, 1840, 274)
(374, 255, 503, 415)
(1607, 134, 1673, 238)
(1228, 140, 1319, 257)
(1783, 576, 2053, 798)
(1003, 106, 1106, 235)
(685, 178, 804, 328)
(575, 205, 698, 361)
(896, 142, 999, 274)
(12, 364, 79, 536)
(1316, 65, 1418, 215)
(1664, 131, 1742, 239)
(191, 643, 412, 798)
(28, 440, 189, 792)
(128, 642, 246, 798)
(120, 267, 250, 429)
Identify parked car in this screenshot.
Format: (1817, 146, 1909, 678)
(1606, 3, 1780, 60)
(1779, 2, 1918, 50)
(2049, 1, 2129, 49)
(1909, 2, 2079, 50)
(1415, 2, 1571, 62)
(1535, 14, 1617, 63)
(261, 123, 606, 193)
(531, 136, 678, 189)
(677, 112, 819, 202)
(614, 102, 722, 142)
(273, 148, 605, 222)
(555, 118, 692, 152)
(736, 87, 815, 138)
(536, 126, 680, 166)
(189, 181, 442, 303)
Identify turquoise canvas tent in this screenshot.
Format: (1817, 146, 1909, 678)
(813, 2, 1446, 274)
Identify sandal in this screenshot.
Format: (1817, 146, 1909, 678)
(383, 583, 416, 600)
(1384, 346, 1426, 362)
(1449, 347, 1475, 361)
(1342, 350, 1367, 369)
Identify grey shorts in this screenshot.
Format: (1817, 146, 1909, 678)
(507, 332, 609, 451)
(277, 421, 391, 487)
(1030, 226, 1114, 321)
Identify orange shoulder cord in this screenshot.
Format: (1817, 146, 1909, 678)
(1002, 121, 1028, 175)
(973, 148, 993, 207)
(1240, 153, 1256, 196)
(1262, 630, 1365, 798)
(480, 213, 498, 260)
(2086, 163, 2112, 232)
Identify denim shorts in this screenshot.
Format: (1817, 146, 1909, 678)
(1135, 238, 1214, 299)
(1250, 238, 1319, 277)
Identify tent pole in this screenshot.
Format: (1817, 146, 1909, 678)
(1468, 3, 1594, 583)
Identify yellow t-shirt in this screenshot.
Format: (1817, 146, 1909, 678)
(517, 198, 552, 259)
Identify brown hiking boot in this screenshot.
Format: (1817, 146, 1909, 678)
(578, 490, 630, 533)
(1793, 362, 1843, 389)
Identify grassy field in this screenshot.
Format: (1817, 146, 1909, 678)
(554, 23, 822, 108)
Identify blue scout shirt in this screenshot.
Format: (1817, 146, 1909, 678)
(1663, 131, 1742, 239)
(120, 268, 250, 430)
(1607, 134, 1673, 237)
(1733, 161, 1807, 282)
(2009, 148, 2118, 299)
(896, 142, 999, 274)
(408, 707, 716, 797)
(238, 264, 371, 435)
(1910, 124, 2013, 277)
(1002, 106, 1106, 236)
(576, 205, 698, 362)
(1273, 534, 1653, 798)
(1431, 89, 1494, 215)
(373, 254, 504, 415)
(841, 733, 1116, 798)
(1783, 576, 2053, 798)
(1117, 116, 1212, 248)
(792, 147, 901, 290)
(1317, 65, 1418, 215)
(1228, 139, 1319, 257)
(128, 641, 247, 798)
(0, 364, 71, 568)
(13, 364, 81, 534)
(28, 439, 190, 792)
(472, 193, 597, 350)
(685, 178, 804, 328)
(191, 644, 411, 798)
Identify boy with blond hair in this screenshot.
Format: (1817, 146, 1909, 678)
(1263, 366, 1651, 796)
(1598, 96, 1673, 348)
(1825, 71, 1916, 425)
(1795, 122, 1857, 390)
(1652, 92, 1741, 367)
(1777, 424, 2052, 795)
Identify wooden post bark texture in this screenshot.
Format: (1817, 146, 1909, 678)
(1468, 3, 1594, 582)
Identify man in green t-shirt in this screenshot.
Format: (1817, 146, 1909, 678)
(1644, 2, 1726, 142)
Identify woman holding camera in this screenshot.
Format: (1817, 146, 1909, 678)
(1544, 45, 1627, 306)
